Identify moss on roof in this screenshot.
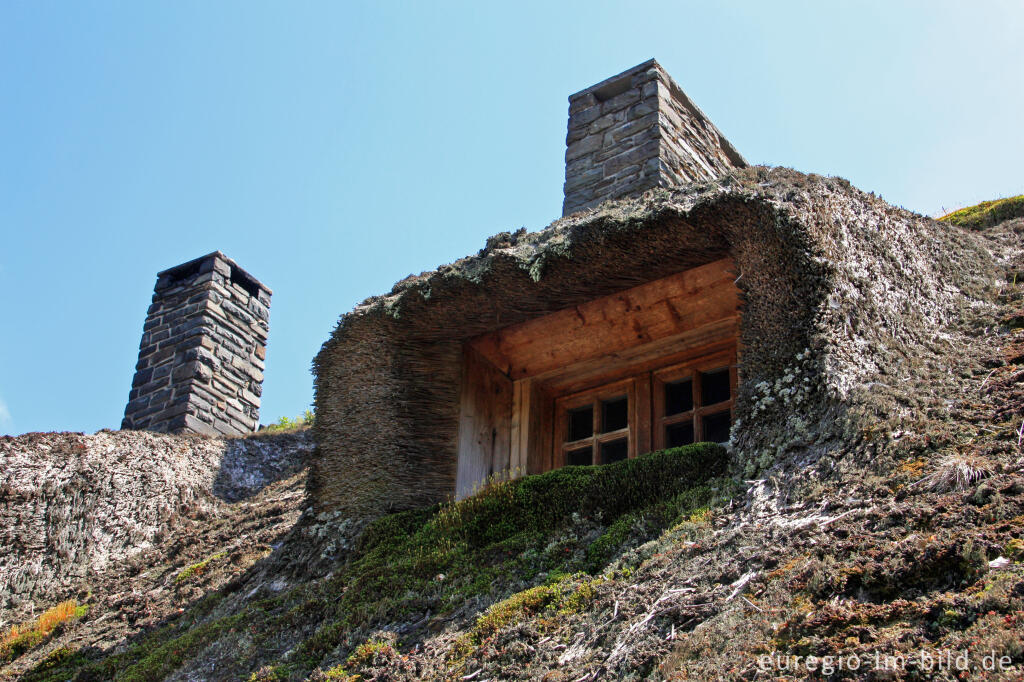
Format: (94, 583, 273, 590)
(940, 195, 1024, 230)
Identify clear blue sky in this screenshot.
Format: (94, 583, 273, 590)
(2, 1, 1022, 436)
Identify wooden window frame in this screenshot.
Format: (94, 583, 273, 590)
(652, 350, 737, 450)
(554, 378, 637, 467)
(550, 348, 737, 468)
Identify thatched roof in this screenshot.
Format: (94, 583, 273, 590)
(312, 166, 997, 516)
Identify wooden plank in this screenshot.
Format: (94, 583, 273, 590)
(455, 346, 513, 499)
(526, 380, 553, 474)
(509, 379, 525, 477)
(634, 373, 652, 456)
(539, 317, 738, 395)
(509, 378, 529, 477)
(468, 258, 738, 380)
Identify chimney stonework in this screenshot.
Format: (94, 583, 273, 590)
(563, 59, 747, 216)
(122, 252, 271, 436)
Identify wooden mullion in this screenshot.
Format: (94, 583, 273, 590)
(595, 428, 629, 444)
(561, 437, 595, 466)
(662, 411, 694, 427)
(696, 399, 732, 415)
(695, 397, 735, 415)
(652, 372, 665, 452)
(729, 357, 739, 400)
(554, 394, 566, 468)
(693, 370, 702, 441)
(694, 398, 734, 442)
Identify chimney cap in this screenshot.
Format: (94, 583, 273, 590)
(568, 58, 661, 103)
(157, 251, 272, 296)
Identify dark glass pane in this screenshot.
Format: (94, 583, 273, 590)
(700, 368, 731, 406)
(601, 396, 628, 433)
(665, 379, 693, 415)
(566, 447, 592, 466)
(702, 411, 732, 443)
(567, 405, 593, 441)
(600, 438, 628, 464)
(665, 421, 694, 448)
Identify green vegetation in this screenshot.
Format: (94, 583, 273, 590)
(450, 571, 604, 662)
(22, 443, 738, 681)
(115, 614, 246, 682)
(1, 600, 88, 664)
(584, 487, 717, 573)
(174, 552, 227, 584)
(313, 666, 358, 681)
(291, 444, 735, 672)
(261, 410, 315, 433)
(346, 638, 396, 668)
(19, 646, 92, 680)
(22, 609, 245, 682)
(939, 194, 1024, 230)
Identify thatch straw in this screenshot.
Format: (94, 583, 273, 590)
(312, 167, 996, 516)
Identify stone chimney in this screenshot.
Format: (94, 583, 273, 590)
(122, 252, 271, 436)
(563, 59, 746, 216)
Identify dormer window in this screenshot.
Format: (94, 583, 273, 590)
(455, 258, 741, 499)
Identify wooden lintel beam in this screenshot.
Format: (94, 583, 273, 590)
(468, 258, 738, 381)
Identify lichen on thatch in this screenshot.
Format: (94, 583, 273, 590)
(312, 166, 997, 516)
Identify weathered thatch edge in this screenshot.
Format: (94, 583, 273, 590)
(0, 429, 314, 619)
(312, 166, 998, 516)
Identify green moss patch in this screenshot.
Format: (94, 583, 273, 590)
(292, 444, 733, 668)
(448, 573, 604, 665)
(940, 195, 1024, 230)
(19, 646, 93, 682)
(115, 613, 245, 682)
(24, 443, 735, 681)
(174, 552, 227, 584)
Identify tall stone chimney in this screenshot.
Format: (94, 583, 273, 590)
(563, 59, 746, 216)
(122, 252, 271, 436)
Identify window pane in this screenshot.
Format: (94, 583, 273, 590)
(567, 405, 593, 441)
(665, 421, 694, 448)
(566, 447, 592, 466)
(600, 438, 628, 464)
(700, 368, 731, 406)
(601, 396, 628, 433)
(702, 411, 731, 443)
(665, 379, 693, 415)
